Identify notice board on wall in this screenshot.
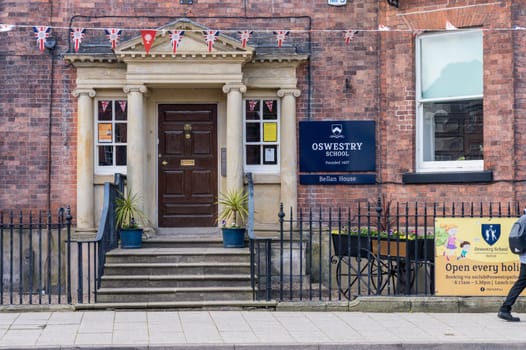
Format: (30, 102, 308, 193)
(434, 217, 523, 296)
(299, 120, 376, 172)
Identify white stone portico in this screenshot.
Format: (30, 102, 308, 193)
(65, 19, 307, 232)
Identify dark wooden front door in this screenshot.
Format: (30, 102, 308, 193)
(158, 104, 218, 227)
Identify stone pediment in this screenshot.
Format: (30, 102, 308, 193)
(115, 18, 254, 61)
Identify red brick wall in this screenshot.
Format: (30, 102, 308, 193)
(0, 0, 523, 216)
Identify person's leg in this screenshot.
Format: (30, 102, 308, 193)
(499, 263, 526, 321)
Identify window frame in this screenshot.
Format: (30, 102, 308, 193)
(94, 98, 128, 175)
(243, 97, 281, 174)
(415, 29, 484, 173)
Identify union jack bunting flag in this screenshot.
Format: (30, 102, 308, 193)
(274, 30, 289, 48)
(239, 30, 252, 48)
(70, 28, 86, 53)
(33, 26, 51, 52)
(169, 30, 185, 54)
(105, 28, 122, 50)
(203, 30, 219, 52)
(344, 30, 358, 45)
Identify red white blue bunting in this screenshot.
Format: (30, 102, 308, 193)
(203, 30, 219, 52)
(105, 28, 122, 49)
(274, 30, 289, 48)
(33, 26, 51, 52)
(169, 30, 185, 54)
(70, 28, 86, 53)
(239, 30, 252, 48)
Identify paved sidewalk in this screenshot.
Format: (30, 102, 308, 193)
(0, 310, 524, 349)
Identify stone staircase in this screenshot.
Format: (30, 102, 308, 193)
(93, 234, 275, 309)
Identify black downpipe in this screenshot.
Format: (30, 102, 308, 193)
(47, 0, 55, 212)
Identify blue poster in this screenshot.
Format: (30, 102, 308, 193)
(299, 121, 376, 172)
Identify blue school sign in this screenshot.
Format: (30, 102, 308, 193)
(299, 121, 376, 172)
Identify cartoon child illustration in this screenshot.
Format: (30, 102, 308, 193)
(457, 241, 471, 260)
(442, 224, 458, 261)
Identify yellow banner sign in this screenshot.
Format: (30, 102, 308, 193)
(435, 217, 522, 296)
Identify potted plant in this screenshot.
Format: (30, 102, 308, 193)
(115, 187, 149, 249)
(218, 188, 248, 248)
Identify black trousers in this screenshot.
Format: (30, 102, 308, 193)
(501, 262, 526, 312)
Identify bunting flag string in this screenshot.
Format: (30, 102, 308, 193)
(105, 28, 122, 49)
(70, 28, 86, 53)
(32, 26, 51, 52)
(169, 30, 185, 54)
(2, 21, 526, 54)
(203, 30, 219, 52)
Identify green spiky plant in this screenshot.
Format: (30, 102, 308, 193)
(115, 188, 149, 229)
(217, 188, 248, 228)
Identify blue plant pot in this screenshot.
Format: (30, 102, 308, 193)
(222, 228, 246, 248)
(120, 228, 143, 249)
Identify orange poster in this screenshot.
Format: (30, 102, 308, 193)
(98, 123, 112, 143)
(435, 217, 523, 296)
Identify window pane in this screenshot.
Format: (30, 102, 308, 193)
(246, 145, 261, 165)
(115, 123, 127, 143)
(98, 101, 112, 121)
(263, 100, 277, 120)
(245, 100, 260, 120)
(423, 100, 483, 161)
(116, 146, 127, 166)
(115, 100, 127, 120)
(246, 123, 260, 142)
(420, 31, 483, 99)
(98, 146, 113, 166)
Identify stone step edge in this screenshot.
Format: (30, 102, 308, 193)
(101, 274, 252, 281)
(107, 248, 250, 256)
(74, 300, 278, 310)
(97, 286, 254, 293)
(105, 262, 251, 268)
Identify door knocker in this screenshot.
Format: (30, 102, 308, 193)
(184, 123, 192, 139)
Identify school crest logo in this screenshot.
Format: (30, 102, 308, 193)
(330, 124, 344, 138)
(481, 224, 500, 246)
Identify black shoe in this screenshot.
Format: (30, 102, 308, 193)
(498, 311, 520, 322)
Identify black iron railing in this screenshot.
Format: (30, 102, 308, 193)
(75, 173, 125, 303)
(0, 207, 73, 304)
(246, 172, 273, 301)
(252, 200, 522, 302)
(0, 174, 125, 306)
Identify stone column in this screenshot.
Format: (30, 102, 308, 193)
(123, 85, 148, 210)
(222, 83, 246, 191)
(72, 88, 96, 230)
(277, 88, 301, 217)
